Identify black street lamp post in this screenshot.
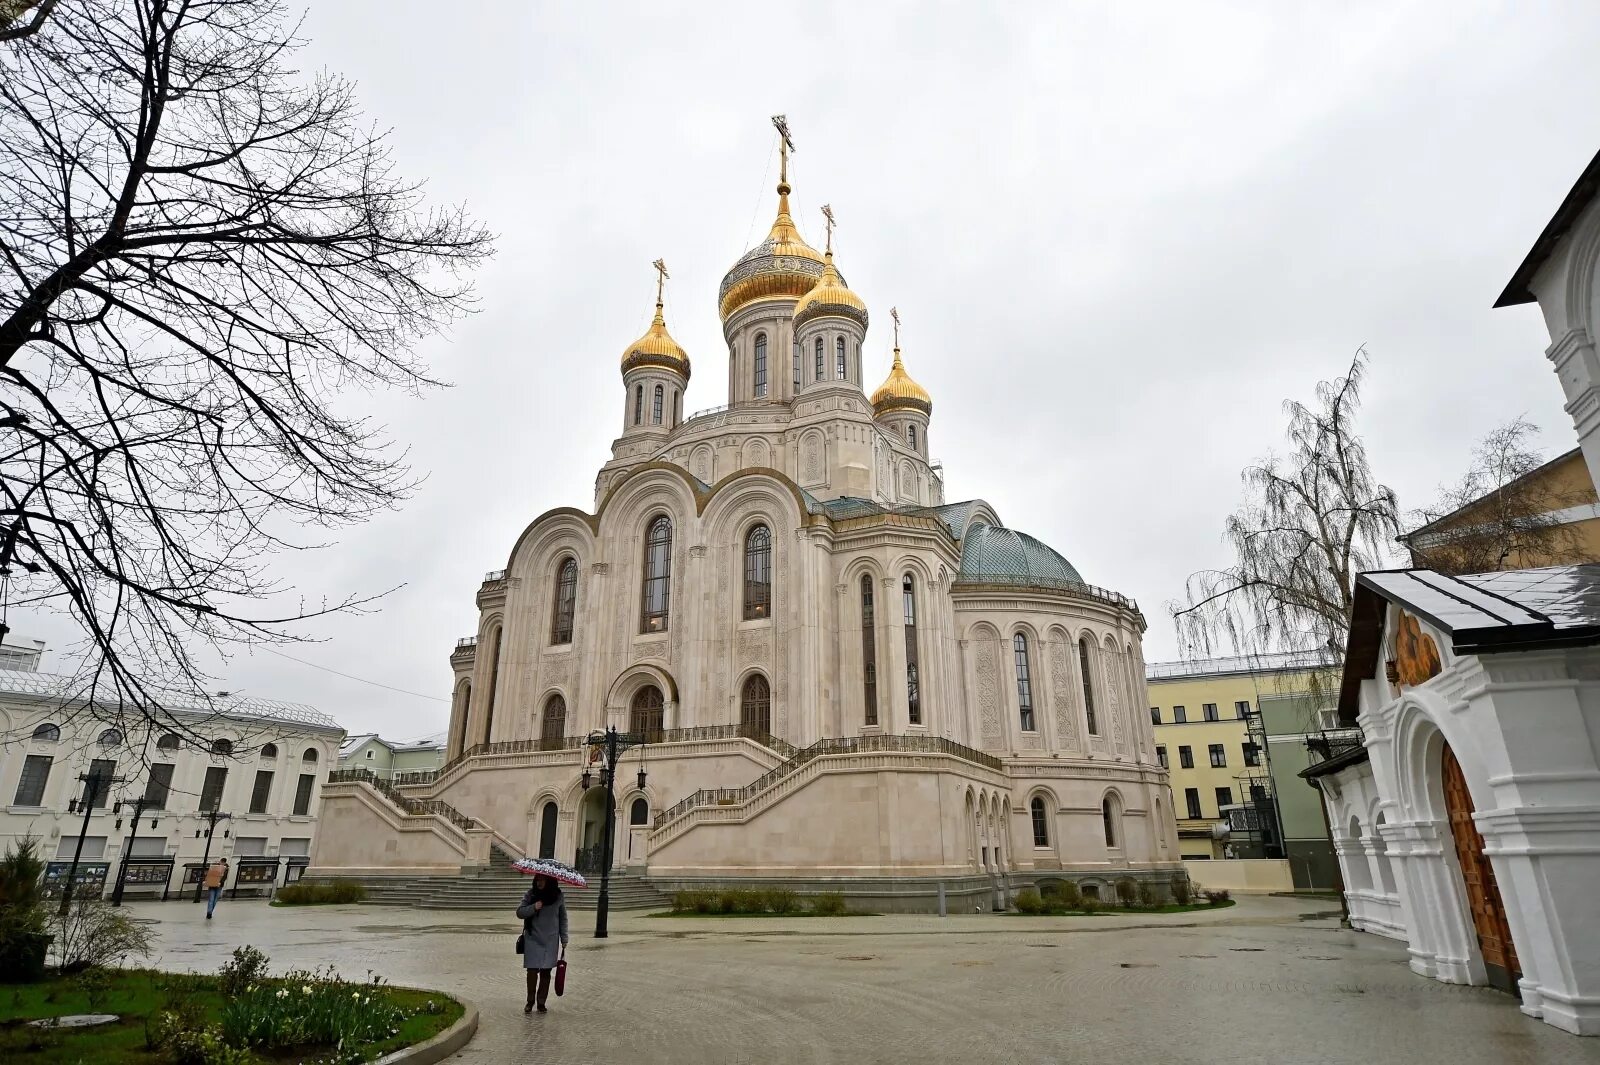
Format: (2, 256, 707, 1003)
(581, 727, 647, 939)
(192, 807, 232, 902)
(110, 797, 157, 907)
(60, 768, 121, 916)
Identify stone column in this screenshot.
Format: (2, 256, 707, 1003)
(1547, 327, 1600, 495)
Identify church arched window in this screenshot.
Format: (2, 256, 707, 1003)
(673, 389, 681, 426)
(540, 694, 566, 747)
(908, 424, 917, 450)
(1102, 795, 1119, 847)
(633, 385, 643, 425)
(836, 337, 846, 380)
(743, 524, 772, 620)
(630, 685, 665, 737)
(1030, 795, 1049, 847)
(551, 558, 578, 645)
(814, 337, 824, 381)
(641, 516, 672, 632)
(753, 333, 768, 397)
(740, 674, 771, 735)
(793, 344, 801, 390)
(652, 384, 663, 424)
(861, 575, 878, 726)
(630, 797, 649, 825)
(1014, 633, 1035, 732)
(1079, 637, 1098, 735)
(903, 574, 922, 725)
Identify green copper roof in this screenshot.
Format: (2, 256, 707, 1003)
(957, 523, 1084, 587)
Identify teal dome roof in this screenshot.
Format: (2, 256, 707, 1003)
(957, 523, 1084, 588)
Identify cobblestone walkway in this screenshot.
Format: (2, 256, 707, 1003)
(131, 895, 1597, 1065)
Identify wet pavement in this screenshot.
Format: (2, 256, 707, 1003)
(131, 895, 1599, 1064)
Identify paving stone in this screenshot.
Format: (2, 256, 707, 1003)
(130, 896, 1600, 1065)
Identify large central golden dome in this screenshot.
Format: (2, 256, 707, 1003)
(718, 177, 827, 322)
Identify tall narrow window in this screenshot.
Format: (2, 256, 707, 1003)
(753, 333, 768, 397)
(903, 575, 921, 725)
(12, 755, 51, 806)
(861, 575, 878, 726)
(630, 685, 665, 737)
(815, 337, 824, 381)
(740, 674, 771, 735)
(652, 384, 663, 424)
(541, 695, 566, 747)
(908, 424, 917, 450)
(482, 626, 502, 744)
(743, 524, 772, 619)
(630, 798, 649, 825)
(551, 558, 578, 644)
(88, 758, 116, 807)
(1235, 700, 1251, 718)
(1209, 743, 1227, 768)
(641, 516, 672, 632)
(1078, 638, 1098, 734)
(293, 774, 316, 816)
(673, 389, 681, 425)
(1014, 633, 1035, 732)
(538, 802, 558, 858)
(793, 345, 801, 390)
(1203, 702, 1219, 722)
(1156, 745, 1168, 768)
(200, 766, 228, 812)
(1103, 797, 1119, 846)
(836, 337, 846, 379)
(1215, 786, 1234, 811)
(143, 763, 174, 809)
(634, 385, 643, 425)
(249, 770, 274, 814)
(1030, 796, 1049, 847)
(1173, 704, 1187, 724)
(1184, 788, 1202, 820)
(1150, 706, 1161, 725)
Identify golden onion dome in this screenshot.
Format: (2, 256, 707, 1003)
(620, 299, 691, 380)
(793, 251, 868, 330)
(718, 178, 827, 323)
(871, 347, 932, 416)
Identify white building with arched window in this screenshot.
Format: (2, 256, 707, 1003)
(311, 140, 1181, 911)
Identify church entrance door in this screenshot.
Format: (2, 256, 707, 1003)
(537, 801, 558, 860)
(1441, 744, 1520, 996)
(575, 786, 613, 875)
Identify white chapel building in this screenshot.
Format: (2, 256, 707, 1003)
(312, 139, 1182, 910)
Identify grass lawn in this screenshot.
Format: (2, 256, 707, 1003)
(0, 970, 462, 1064)
(1009, 899, 1238, 917)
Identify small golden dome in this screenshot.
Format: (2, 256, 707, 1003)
(718, 179, 827, 322)
(620, 299, 691, 380)
(793, 251, 868, 330)
(871, 347, 932, 416)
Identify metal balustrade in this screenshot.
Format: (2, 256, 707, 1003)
(652, 733, 1003, 830)
(325, 768, 478, 830)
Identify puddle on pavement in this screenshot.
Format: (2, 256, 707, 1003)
(1118, 962, 1157, 968)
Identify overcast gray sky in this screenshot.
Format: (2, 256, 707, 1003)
(16, 0, 1600, 740)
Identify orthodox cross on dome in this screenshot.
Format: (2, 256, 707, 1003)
(821, 204, 835, 254)
(891, 306, 901, 349)
(771, 113, 795, 185)
(651, 258, 669, 306)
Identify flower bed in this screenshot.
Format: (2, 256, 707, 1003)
(0, 948, 463, 1064)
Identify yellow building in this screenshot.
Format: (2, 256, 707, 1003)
(1148, 651, 1338, 880)
(1401, 447, 1600, 572)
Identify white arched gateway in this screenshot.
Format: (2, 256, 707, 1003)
(1309, 567, 1600, 1036)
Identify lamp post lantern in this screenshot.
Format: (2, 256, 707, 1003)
(581, 726, 647, 939)
(60, 768, 121, 916)
(110, 796, 157, 907)
(192, 807, 232, 902)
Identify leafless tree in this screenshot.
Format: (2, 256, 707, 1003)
(0, 1, 58, 42)
(1406, 417, 1591, 575)
(1170, 347, 1401, 673)
(0, 0, 492, 746)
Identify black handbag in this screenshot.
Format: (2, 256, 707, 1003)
(515, 932, 525, 955)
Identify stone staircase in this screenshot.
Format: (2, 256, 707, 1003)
(344, 846, 672, 912)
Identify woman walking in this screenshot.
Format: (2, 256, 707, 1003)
(516, 873, 569, 1013)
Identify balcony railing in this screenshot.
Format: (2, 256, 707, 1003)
(654, 733, 1003, 829)
(426, 724, 798, 786)
(1305, 727, 1365, 765)
(326, 768, 478, 830)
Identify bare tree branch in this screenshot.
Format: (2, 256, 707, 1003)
(0, 0, 494, 744)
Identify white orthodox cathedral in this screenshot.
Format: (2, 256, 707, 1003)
(313, 133, 1183, 909)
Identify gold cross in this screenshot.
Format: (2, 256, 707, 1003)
(652, 258, 669, 305)
(821, 204, 835, 254)
(891, 306, 901, 349)
(771, 114, 795, 183)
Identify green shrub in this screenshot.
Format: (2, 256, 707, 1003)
(762, 888, 800, 914)
(810, 891, 847, 916)
(1204, 889, 1232, 906)
(219, 945, 270, 997)
(1014, 888, 1044, 914)
(169, 1024, 254, 1065)
(1080, 895, 1099, 914)
(51, 897, 154, 972)
(1171, 877, 1192, 906)
(1138, 881, 1158, 909)
(1053, 880, 1082, 911)
(1115, 878, 1138, 908)
(0, 835, 50, 983)
(274, 879, 367, 905)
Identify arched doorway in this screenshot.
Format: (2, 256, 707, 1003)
(1442, 744, 1520, 995)
(739, 674, 771, 735)
(537, 800, 558, 860)
(575, 786, 614, 875)
(627, 796, 650, 866)
(630, 685, 665, 738)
